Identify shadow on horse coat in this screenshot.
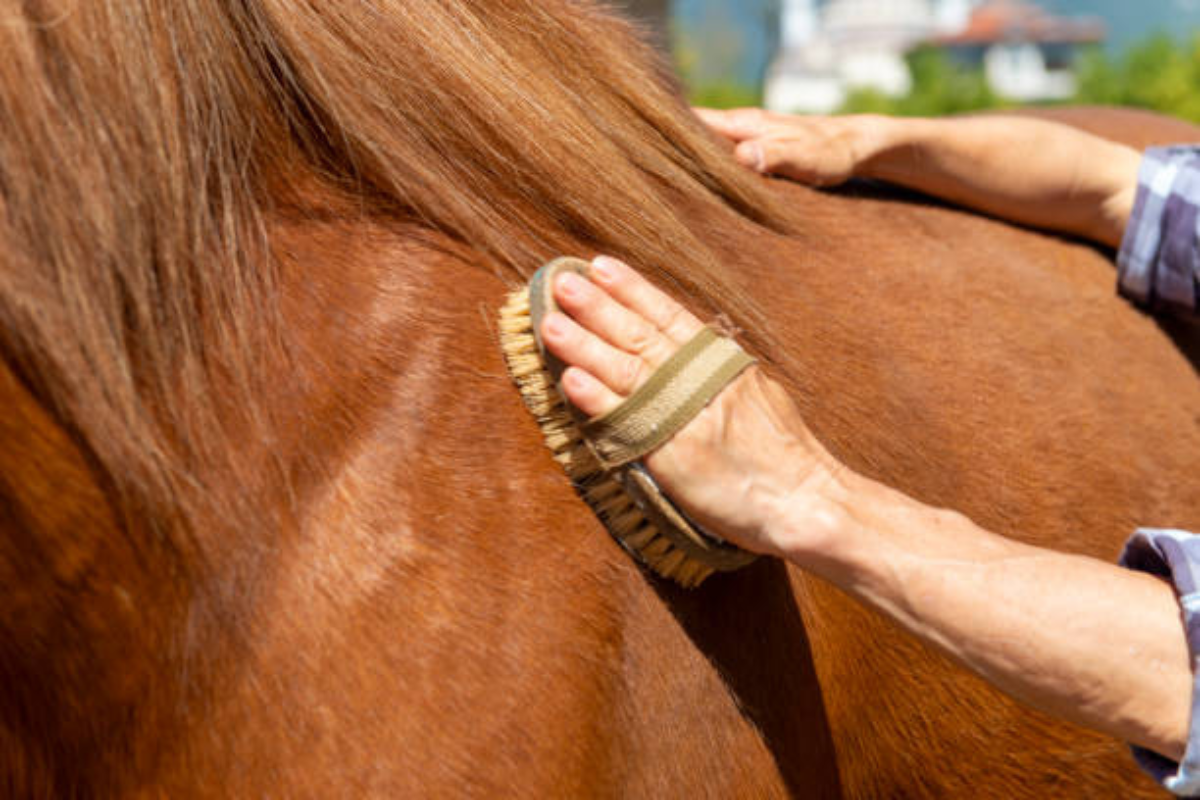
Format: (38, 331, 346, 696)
(0, 1, 1197, 796)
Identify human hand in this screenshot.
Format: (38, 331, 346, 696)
(695, 107, 890, 187)
(700, 108, 1142, 247)
(538, 256, 852, 560)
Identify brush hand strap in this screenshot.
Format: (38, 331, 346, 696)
(580, 326, 756, 470)
(616, 464, 760, 572)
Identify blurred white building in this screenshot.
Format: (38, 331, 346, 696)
(765, 0, 1104, 113)
(935, 2, 1104, 102)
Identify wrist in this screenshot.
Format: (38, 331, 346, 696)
(852, 115, 922, 181)
(1094, 144, 1141, 247)
(768, 463, 1014, 593)
(764, 456, 872, 572)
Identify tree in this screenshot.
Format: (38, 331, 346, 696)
(839, 47, 1002, 116)
(1075, 34, 1200, 123)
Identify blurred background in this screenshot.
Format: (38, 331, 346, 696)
(618, 0, 1200, 121)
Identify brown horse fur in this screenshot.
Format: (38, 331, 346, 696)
(0, 0, 1196, 796)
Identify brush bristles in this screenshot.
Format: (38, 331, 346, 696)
(498, 288, 716, 588)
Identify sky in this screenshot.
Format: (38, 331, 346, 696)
(1044, 0, 1200, 52)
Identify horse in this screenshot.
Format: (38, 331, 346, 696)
(1, 1, 1196, 796)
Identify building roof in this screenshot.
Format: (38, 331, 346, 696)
(935, 0, 1104, 45)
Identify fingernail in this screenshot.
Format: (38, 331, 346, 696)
(544, 314, 567, 338)
(565, 368, 590, 392)
(557, 272, 585, 297)
(590, 256, 618, 283)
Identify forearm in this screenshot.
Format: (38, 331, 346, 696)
(854, 116, 1141, 247)
(777, 470, 1192, 760)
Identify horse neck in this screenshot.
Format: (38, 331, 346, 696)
(144, 192, 824, 793)
(0, 359, 194, 794)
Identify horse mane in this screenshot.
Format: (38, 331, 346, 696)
(0, 0, 794, 562)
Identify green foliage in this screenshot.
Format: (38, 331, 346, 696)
(833, 35, 1200, 120)
(687, 81, 762, 109)
(672, 10, 762, 108)
(839, 47, 1005, 116)
(1075, 34, 1200, 123)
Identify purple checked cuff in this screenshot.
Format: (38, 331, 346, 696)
(1120, 529, 1200, 797)
(1117, 147, 1200, 315)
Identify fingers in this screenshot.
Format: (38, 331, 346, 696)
(541, 256, 707, 419)
(541, 311, 647, 398)
(695, 109, 856, 186)
(734, 140, 766, 172)
(559, 366, 621, 417)
(693, 107, 772, 142)
(735, 137, 815, 182)
(692, 107, 790, 174)
(588, 257, 704, 346)
(552, 269, 674, 367)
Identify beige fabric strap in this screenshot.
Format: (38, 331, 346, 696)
(581, 327, 756, 469)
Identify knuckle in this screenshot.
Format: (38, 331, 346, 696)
(618, 355, 645, 394)
(659, 302, 690, 337)
(625, 320, 656, 355)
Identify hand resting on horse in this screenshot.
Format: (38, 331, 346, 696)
(695, 109, 1142, 248)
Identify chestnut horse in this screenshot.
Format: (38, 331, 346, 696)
(1, 1, 1197, 796)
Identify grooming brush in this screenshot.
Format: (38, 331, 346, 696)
(497, 257, 758, 588)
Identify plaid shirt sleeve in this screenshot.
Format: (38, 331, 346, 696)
(1117, 146, 1200, 316)
(1120, 529, 1200, 796)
